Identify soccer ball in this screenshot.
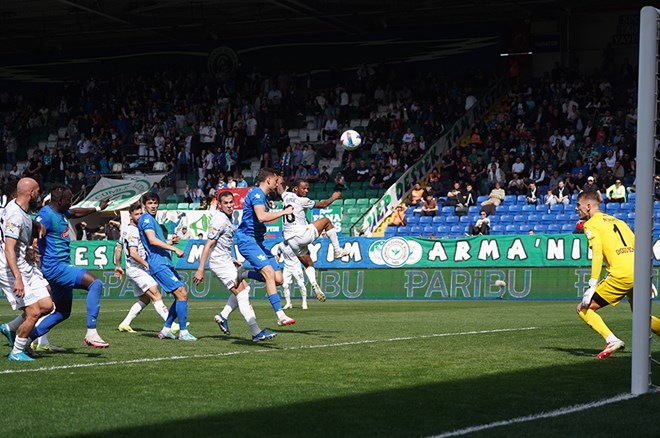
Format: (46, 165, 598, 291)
(340, 129, 362, 150)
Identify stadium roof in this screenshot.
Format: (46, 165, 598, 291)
(0, 0, 651, 57)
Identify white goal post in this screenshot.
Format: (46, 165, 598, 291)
(632, 5, 660, 395)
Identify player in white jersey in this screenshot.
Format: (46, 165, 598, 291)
(271, 241, 309, 310)
(0, 178, 53, 361)
(193, 191, 276, 342)
(113, 202, 177, 333)
(279, 179, 349, 302)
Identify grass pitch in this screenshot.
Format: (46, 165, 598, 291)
(0, 299, 659, 437)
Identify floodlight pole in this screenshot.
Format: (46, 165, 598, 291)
(632, 5, 658, 395)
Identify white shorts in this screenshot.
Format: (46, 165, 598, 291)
(210, 260, 238, 290)
(284, 225, 318, 256)
(283, 266, 305, 288)
(0, 266, 51, 310)
(126, 265, 158, 296)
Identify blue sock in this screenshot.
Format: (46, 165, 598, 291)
(164, 300, 177, 328)
(86, 279, 103, 329)
(31, 311, 70, 339)
(175, 300, 188, 332)
(247, 271, 265, 282)
(268, 294, 283, 312)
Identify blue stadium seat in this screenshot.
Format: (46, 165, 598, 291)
(504, 195, 517, 204)
(508, 204, 522, 214)
(628, 193, 636, 203)
(441, 206, 454, 215)
(513, 214, 526, 224)
(445, 215, 459, 225)
(517, 195, 527, 204)
(407, 216, 420, 226)
(468, 206, 479, 214)
(627, 212, 636, 221)
(620, 202, 633, 212)
(547, 224, 561, 233)
(419, 216, 432, 226)
(533, 224, 547, 233)
(459, 215, 472, 224)
(561, 224, 575, 233)
(549, 204, 563, 214)
(396, 226, 410, 236)
(499, 214, 513, 224)
(518, 224, 531, 233)
(614, 212, 626, 220)
(477, 195, 489, 204)
(505, 224, 517, 234)
(490, 224, 504, 235)
(571, 193, 579, 202)
(535, 205, 548, 213)
(384, 227, 397, 238)
(521, 204, 535, 213)
(606, 203, 620, 213)
(539, 214, 554, 224)
(409, 226, 422, 236)
(488, 215, 499, 225)
(432, 216, 444, 224)
(450, 225, 465, 236)
(422, 226, 435, 236)
(437, 225, 451, 235)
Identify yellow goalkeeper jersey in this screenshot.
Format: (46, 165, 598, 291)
(583, 212, 635, 282)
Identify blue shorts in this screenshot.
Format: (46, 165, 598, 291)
(236, 234, 280, 272)
(43, 263, 87, 302)
(151, 267, 185, 294)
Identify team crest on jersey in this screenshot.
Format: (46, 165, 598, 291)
(257, 254, 267, 261)
(254, 194, 261, 199)
(61, 227, 69, 239)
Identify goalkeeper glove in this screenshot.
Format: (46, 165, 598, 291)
(581, 278, 598, 308)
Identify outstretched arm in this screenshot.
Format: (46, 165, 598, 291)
(69, 197, 111, 218)
(315, 191, 341, 209)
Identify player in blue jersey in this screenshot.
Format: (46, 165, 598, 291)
(236, 168, 296, 326)
(30, 184, 111, 348)
(138, 191, 196, 341)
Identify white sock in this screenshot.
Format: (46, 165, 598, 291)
(121, 301, 147, 326)
(37, 334, 49, 347)
(161, 326, 171, 334)
(221, 294, 238, 319)
(304, 266, 317, 285)
(326, 228, 341, 254)
(236, 288, 261, 336)
(152, 299, 169, 321)
(606, 334, 619, 343)
(298, 280, 307, 299)
(7, 314, 25, 331)
(179, 329, 189, 336)
(11, 336, 28, 355)
(276, 310, 287, 319)
(86, 328, 98, 338)
(283, 286, 291, 305)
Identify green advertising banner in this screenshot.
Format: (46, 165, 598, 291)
(61, 266, 660, 301)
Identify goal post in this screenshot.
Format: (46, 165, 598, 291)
(632, 5, 660, 395)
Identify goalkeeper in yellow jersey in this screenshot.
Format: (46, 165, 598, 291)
(575, 191, 660, 358)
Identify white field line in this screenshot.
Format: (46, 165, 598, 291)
(0, 326, 538, 375)
(0, 306, 222, 318)
(428, 393, 639, 438)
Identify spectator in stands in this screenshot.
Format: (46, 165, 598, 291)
(294, 164, 308, 180)
(468, 211, 490, 236)
(307, 163, 320, 183)
(334, 172, 347, 191)
(507, 172, 526, 196)
(389, 205, 407, 227)
(344, 160, 358, 183)
(319, 166, 330, 183)
(605, 179, 626, 203)
(177, 225, 193, 240)
(480, 181, 505, 213)
(581, 176, 603, 202)
(236, 174, 248, 188)
(420, 194, 438, 217)
(322, 115, 339, 141)
(526, 181, 540, 205)
(553, 180, 571, 205)
(356, 159, 370, 182)
(461, 183, 478, 208)
(487, 163, 506, 189)
(444, 181, 463, 207)
(411, 183, 425, 206)
(302, 144, 316, 167)
(75, 221, 92, 241)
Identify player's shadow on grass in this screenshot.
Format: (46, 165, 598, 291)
(77, 358, 639, 438)
(542, 346, 630, 358)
